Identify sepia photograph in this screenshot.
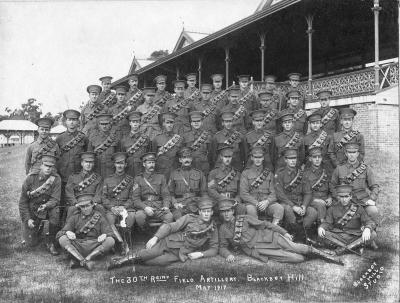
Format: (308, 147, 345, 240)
(0, 0, 398, 302)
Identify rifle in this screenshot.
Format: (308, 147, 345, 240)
(322, 233, 373, 260)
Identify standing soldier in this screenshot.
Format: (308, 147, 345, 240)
(330, 108, 365, 167)
(286, 73, 305, 109)
(218, 199, 342, 264)
(125, 73, 143, 108)
(303, 113, 335, 174)
(212, 110, 246, 172)
(273, 112, 305, 171)
(97, 76, 115, 104)
(207, 145, 246, 215)
(303, 147, 333, 227)
(25, 117, 59, 175)
(318, 184, 377, 255)
(184, 73, 200, 100)
(191, 84, 218, 133)
(164, 80, 196, 135)
(132, 152, 173, 229)
(119, 111, 151, 176)
(102, 152, 136, 254)
(19, 154, 61, 255)
(57, 193, 115, 270)
(169, 147, 207, 220)
(264, 75, 284, 111)
(56, 110, 89, 222)
(237, 75, 258, 113)
(280, 90, 308, 135)
(221, 86, 248, 134)
(331, 142, 380, 225)
(240, 147, 283, 224)
(152, 112, 183, 179)
(107, 198, 218, 269)
(245, 109, 274, 171)
(137, 87, 162, 140)
(109, 85, 130, 138)
(88, 113, 119, 180)
(258, 91, 279, 134)
(274, 149, 318, 241)
(65, 152, 103, 218)
(313, 90, 340, 135)
(183, 111, 213, 174)
(153, 75, 172, 104)
(81, 84, 103, 136)
(210, 73, 228, 110)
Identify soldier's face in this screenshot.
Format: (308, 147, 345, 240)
(252, 119, 264, 130)
(190, 119, 202, 129)
(156, 82, 166, 91)
(116, 93, 126, 103)
(179, 156, 192, 167)
(345, 150, 359, 162)
(129, 79, 138, 88)
(99, 121, 111, 132)
(289, 79, 299, 88)
(40, 163, 54, 175)
(143, 160, 155, 172)
(222, 119, 233, 130)
(310, 121, 322, 132)
(199, 208, 213, 222)
(102, 81, 111, 91)
(144, 95, 153, 104)
(213, 80, 222, 90)
(341, 118, 353, 129)
(221, 209, 234, 222)
(239, 80, 248, 89)
(129, 120, 140, 131)
(220, 154, 232, 166)
(265, 83, 275, 90)
(201, 91, 211, 101)
(37, 126, 50, 139)
(260, 98, 272, 108)
(319, 98, 330, 108)
(163, 120, 174, 132)
(174, 86, 184, 97)
(114, 161, 127, 174)
(79, 203, 94, 216)
(310, 154, 322, 167)
(285, 157, 297, 168)
(289, 97, 299, 107)
(252, 155, 264, 167)
(81, 160, 94, 172)
(89, 92, 99, 102)
(66, 118, 79, 131)
(282, 120, 293, 131)
(187, 79, 196, 88)
(338, 194, 352, 206)
(229, 95, 239, 104)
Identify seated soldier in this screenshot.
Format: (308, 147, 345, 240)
(102, 152, 136, 255)
(240, 147, 283, 225)
(331, 142, 380, 226)
(169, 147, 207, 220)
(132, 152, 173, 229)
(208, 145, 246, 215)
(274, 149, 318, 242)
(318, 184, 377, 255)
(303, 147, 333, 226)
(65, 152, 103, 219)
(218, 199, 342, 265)
(107, 198, 218, 269)
(19, 154, 61, 255)
(57, 194, 115, 270)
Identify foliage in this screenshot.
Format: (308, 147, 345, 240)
(4, 98, 43, 122)
(148, 49, 169, 60)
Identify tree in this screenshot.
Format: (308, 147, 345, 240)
(3, 98, 42, 122)
(148, 50, 169, 60)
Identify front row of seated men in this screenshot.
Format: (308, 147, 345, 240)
(19, 142, 378, 270)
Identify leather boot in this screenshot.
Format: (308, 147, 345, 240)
(309, 246, 344, 266)
(64, 244, 92, 270)
(107, 252, 137, 270)
(46, 224, 59, 256)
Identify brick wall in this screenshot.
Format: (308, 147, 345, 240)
(350, 103, 399, 155)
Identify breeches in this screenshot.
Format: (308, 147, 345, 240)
(283, 204, 318, 228)
(136, 239, 180, 266)
(135, 209, 173, 228)
(59, 235, 115, 257)
(246, 203, 284, 221)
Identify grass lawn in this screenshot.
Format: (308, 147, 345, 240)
(0, 145, 398, 303)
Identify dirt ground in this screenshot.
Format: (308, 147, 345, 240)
(0, 145, 398, 303)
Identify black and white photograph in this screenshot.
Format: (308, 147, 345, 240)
(0, 0, 398, 302)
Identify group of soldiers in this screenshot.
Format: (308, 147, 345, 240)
(19, 71, 380, 271)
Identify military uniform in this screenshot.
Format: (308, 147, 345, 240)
(169, 153, 207, 220)
(25, 118, 59, 175)
(81, 84, 104, 136)
(273, 131, 305, 172)
(240, 147, 283, 223)
(137, 88, 162, 140)
(258, 91, 279, 134)
(97, 75, 115, 105)
(313, 90, 340, 135)
(184, 73, 200, 101)
(132, 153, 173, 228)
(264, 75, 285, 111)
(191, 84, 219, 133)
(163, 95, 192, 135)
(57, 194, 115, 270)
(19, 155, 61, 254)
